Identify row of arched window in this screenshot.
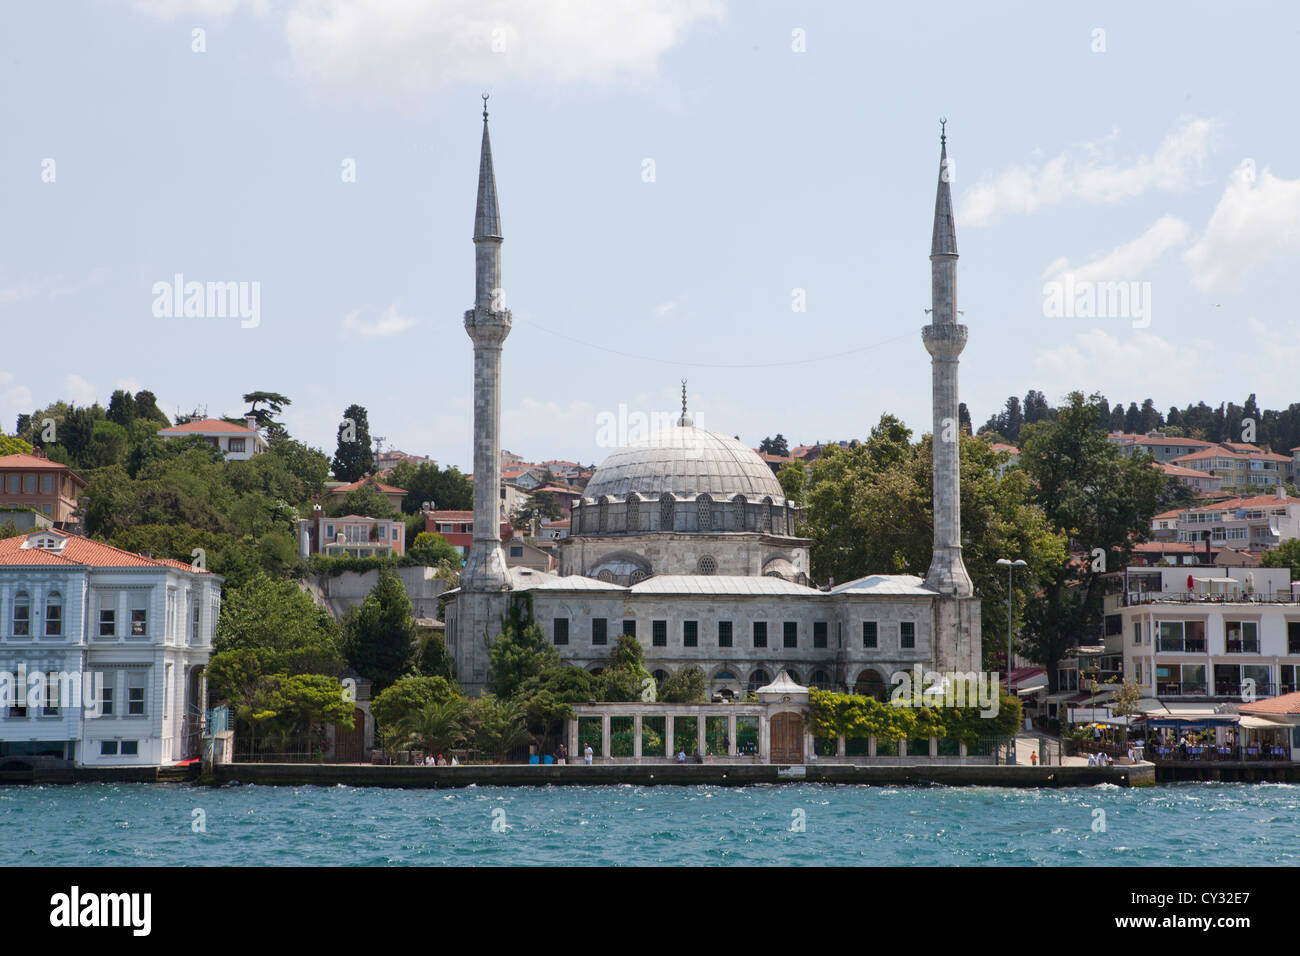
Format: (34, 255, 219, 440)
(578, 493, 795, 535)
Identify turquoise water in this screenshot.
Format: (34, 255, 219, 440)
(2, 782, 1298, 866)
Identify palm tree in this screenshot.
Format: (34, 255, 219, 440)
(398, 698, 468, 759)
(380, 723, 413, 765)
(473, 699, 532, 762)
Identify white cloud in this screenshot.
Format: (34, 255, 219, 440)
(1032, 329, 1210, 401)
(342, 303, 418, 337)
(281, 0, 723, 105)
(64, 374, 99, 406)
(1184, 163, 1300, 292)
(960, 118, 1214, 227)
(1042, 215, 1189, 286)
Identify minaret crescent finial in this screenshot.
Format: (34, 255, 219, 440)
(939, 116, 947, 145)
(482, 92, 490, 122)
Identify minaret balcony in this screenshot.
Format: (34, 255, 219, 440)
(464, 306, 512, 345)
(922, 322, 967, 360)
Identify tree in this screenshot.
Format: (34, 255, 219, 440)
(386, 460, 473, 513)
(332, 403, 374, 482)
(776, 460, 806, 506)
(341, 568, 416, 692)
(759, 434, 790, 457)
(470, 696, 531, 760)
(370, 675, 462, 731)
(799, 414, 1066, 660)
(0, 434, 33, 456)
(1261, 539, 1300, 578)
(486, 598, 559, 699)
(599, 634, 654, 702)
(243, 391, 292, 430)
(326, 483, 399, 519)
(658, 665, 707, 703)
(414, 629, 454, 679)
(399, 698, 468, 757)
(408, 531, 461, 568)
(215, 572, 345, 675)
(1018, 392, 1165, 690)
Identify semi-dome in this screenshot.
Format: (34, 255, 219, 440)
(583, 425, 786, 501)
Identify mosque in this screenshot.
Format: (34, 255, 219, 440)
(444, 104, 981, 699)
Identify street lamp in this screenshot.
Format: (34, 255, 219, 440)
(996, 558, 1028, 764)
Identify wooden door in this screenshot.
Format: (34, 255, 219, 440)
(770, 712, 804, 764)
(333, 707, 366, 763)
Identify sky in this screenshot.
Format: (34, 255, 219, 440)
(3, 1, 1299, 470)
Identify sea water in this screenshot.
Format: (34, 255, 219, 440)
(2, 782, 1297, 866)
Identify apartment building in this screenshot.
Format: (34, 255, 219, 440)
(1169, 488, 1300, 552)
(1119, 565, 1300, 701)
(1170, 443, 1290, 491)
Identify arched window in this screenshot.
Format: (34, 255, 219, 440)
(652, 669, 670, 683)
(747, 669, 771, 693)
(785, 504, 794, 535)
(854, 669, 888, 701)
(659, 493, 675, 530)
(697, 494, 713, 531)
(629, 570, 648, 585)
(761, 496, 773, 532)
(811, 669, 831, 688)
(714, 670, 737, 681)
(596, 570, 614, 583)
(12, 590, 30, 636)
(732, 495, 746, 530)
(625, 493, 640, 532)
(45, 591, 62, 637)
(697, 555, 717, 575)
(598, 496, 609, 532)
(783, 668, 801, 684)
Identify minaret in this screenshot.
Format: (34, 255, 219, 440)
(461, 95, 511, 592)
(922, 121, 974, 600)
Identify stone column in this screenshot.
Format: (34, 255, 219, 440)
(837, 735, 846, 758)
(568, 718, 578, 761)
(758, 714, 769, 763)
(728, 715, 737, 757)
(601, 715, 610, 762)
(697, 712, 706, 759)
(634, 714, 643, 760)
(665, 714, 674, 759)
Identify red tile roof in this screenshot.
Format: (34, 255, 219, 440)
(159, 418, 256, 435)
(1183, 494, 1300, 513)
(1240, 692, 1300, 716)
(330, 476, 407, 495)
(0, 530, 212, 571)
(0, 453, 87, 486)
(1109, 432, 1215, 447)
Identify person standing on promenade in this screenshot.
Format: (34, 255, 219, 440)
(583, 744, 593, 765)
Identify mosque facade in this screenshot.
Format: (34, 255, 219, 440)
(444, 107, 981, 699)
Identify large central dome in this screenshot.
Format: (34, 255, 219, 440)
(583, 425, 787, 501)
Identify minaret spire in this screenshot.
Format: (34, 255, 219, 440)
(931, 117, 957, 261)
(462, 97, 512, 597)
(922, 120, 974, 609)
